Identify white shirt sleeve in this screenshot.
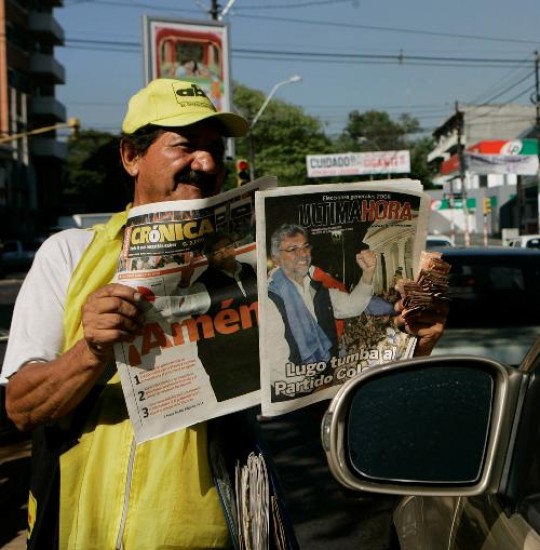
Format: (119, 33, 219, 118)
(328, 281, 373, 319)
(0, 229, 94, 382)
(264, 298, 295, 384)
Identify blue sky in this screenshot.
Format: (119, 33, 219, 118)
(57, 0, 540, 138)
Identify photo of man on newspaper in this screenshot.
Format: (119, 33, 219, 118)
(266, 223, 377, 401)
(192, 231, 259, 401)
(135, 233, 259, 403)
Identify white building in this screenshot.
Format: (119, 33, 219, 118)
(427, 104, 538, 238)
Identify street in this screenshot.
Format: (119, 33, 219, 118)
(0, 271, 399, 549)
(0, 273, 30, 550)
(260, 406, 399, 548)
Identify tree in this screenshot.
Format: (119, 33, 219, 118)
(409, 136, 438, 190)
(334, 110, 436, 188)
(62, 130, 132, 213)
(230, 83, 332, 188)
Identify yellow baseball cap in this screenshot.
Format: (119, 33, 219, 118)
(122, 78, 249, 137)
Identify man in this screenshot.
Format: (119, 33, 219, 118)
(192, 232, 259, 401)
(267, 223, 377, 369)
(0, 79, 446, 549)
(1, 79, 255, 549)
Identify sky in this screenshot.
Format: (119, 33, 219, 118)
(56, 0, 540, 139)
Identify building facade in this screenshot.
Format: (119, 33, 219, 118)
(427, 104, 538, 238)
(0, 0, 65, 239)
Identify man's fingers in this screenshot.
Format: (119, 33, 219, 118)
(82, 284, 145, 359)
(89, 283, 141, 304)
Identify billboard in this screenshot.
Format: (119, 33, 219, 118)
(143, 16, 232, 116)
(306, 151, 411, 178)
(464, 152, 539, 175)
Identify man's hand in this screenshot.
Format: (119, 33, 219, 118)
(356, 249, 377, 285)
(393, 296, 449, 356)
(82, 283, 144, 363)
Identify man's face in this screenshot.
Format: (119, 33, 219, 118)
(126, 122, 226, 206)
(274, 233, 312, 284)
(208, 237, 236, 273)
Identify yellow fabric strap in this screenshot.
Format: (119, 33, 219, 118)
(58, 208, 229, 549)
(62, 208, 128, 351)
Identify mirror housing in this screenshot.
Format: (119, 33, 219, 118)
(322, 355, 523, 497)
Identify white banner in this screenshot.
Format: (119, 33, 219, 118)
(306, 150, 411, 178)
(464, 153, 539, 175)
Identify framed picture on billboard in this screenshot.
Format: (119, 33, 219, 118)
(143, 15, 232, 114)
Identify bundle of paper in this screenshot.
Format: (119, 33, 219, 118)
(235, 452, 270, 550)
(401, 251, 451, 314)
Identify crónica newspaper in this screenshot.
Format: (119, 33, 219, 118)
(115, 177, 276, 443)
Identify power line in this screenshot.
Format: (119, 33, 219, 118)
(62, 1, 539, 47)
(232, 0, 354, 9)
(64, 38, 535, 69)
(467, 60, 534, 104)
(230, 13, 540, 46)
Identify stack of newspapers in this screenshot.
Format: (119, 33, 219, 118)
(235, 452, 287, 550)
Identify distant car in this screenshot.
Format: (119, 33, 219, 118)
(430, 246, 540, 367)
(1, 238, 45, 272)
(507, 234, 540, 249)
(426, 234, 454, 249)
(322, 345, 540, 550)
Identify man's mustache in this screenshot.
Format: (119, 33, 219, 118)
(175, 170, 215, 186)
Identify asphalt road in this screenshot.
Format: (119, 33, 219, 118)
(260, 405, 399, 549)
(0, 273, 399, 549)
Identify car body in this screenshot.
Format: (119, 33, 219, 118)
(506, 234, 540, 249)
(322, 343, 540, 550)
(1, 238, 44, 272)
(429, 246, 540, 367)
(426, 234, 454, 249)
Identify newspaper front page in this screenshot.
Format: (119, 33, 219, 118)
(115, 177, 277, 443)
(255, 180, 431, 416)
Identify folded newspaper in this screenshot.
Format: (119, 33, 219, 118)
(256, 180, 431, 416)
(115, 177, 432, 441)
(115, 177, 277, 443)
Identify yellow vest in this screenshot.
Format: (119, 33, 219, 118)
(42, 209, 229, 549)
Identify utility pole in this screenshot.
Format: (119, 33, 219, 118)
(209, 0, 219, 20)
(456, 102, 470, 246)
(535, 51, 540, 233)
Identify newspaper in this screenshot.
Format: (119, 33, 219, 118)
(115, 176, 277, 443)
(255, 179, 431, 416)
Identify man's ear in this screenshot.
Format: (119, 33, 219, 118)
(270, 255, 280, 268)
(120, 139, 139, 177)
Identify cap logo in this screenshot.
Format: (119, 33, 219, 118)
(174, 83, 209, 99)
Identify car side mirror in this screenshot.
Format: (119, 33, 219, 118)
(322, 356, 522, 496)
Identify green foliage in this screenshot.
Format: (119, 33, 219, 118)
(230, 83, 332, 187)
(334, 109, 436, 188)
(62, 130, 132, 213)
(409, 136, 438, 190)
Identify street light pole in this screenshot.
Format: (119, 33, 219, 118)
(248, 75, 302, 180)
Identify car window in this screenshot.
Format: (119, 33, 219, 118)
(2, 242, 18, 253)
(526, 239, 540, 249)
(444, 255, 540, 327)
(426, 238, 453, 250)
(23, 239, 43, 252)
(506, 360, 540, 536)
